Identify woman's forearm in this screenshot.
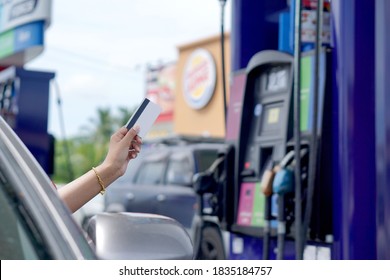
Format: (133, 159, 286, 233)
(58, 162, 119, 213)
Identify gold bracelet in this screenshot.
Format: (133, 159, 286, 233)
(92, 167, 106, 195)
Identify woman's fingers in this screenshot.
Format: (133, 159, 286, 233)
(122, 125, 142, 159)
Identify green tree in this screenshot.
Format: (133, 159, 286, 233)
(91, 107, 115, 144)
(52, 138, 76, 183)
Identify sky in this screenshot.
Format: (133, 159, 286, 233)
(25, 0, 232, 139)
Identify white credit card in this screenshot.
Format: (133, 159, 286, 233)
(125, 98, 162, 138)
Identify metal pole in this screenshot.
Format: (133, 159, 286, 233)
(219, 0, 228, 130)
(53, 79, 75, 181)
(293, 0, 303, 260)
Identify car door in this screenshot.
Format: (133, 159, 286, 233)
(154, 150, 197, 229)
(123, 151, 169, 214)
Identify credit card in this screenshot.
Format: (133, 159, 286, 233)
(125, 98, 162, 138)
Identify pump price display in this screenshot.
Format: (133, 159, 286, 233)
(266, 68, 287, 92)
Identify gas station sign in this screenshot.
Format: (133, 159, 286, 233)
(0, 0, 52, 66)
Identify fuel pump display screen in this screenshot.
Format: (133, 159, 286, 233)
(259, 103, 283, 136)
(266, 68, 288, 92)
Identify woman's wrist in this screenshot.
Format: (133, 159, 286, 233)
(95, 161, 122, 188)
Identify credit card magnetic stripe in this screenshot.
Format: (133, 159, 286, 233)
(126, 98, 150, 129)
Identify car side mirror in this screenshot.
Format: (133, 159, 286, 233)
(192, 171, 217, 195)
(192, 156, 225, 195)
(86, 212, 193, 260)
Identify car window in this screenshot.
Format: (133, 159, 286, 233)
(0, 179, 44, 259)
(134, 160, 165, 185)
(195, 149, 220, 172)
(166, 153, 193, 185)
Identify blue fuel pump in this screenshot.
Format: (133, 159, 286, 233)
(0, 67, 55, 175)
